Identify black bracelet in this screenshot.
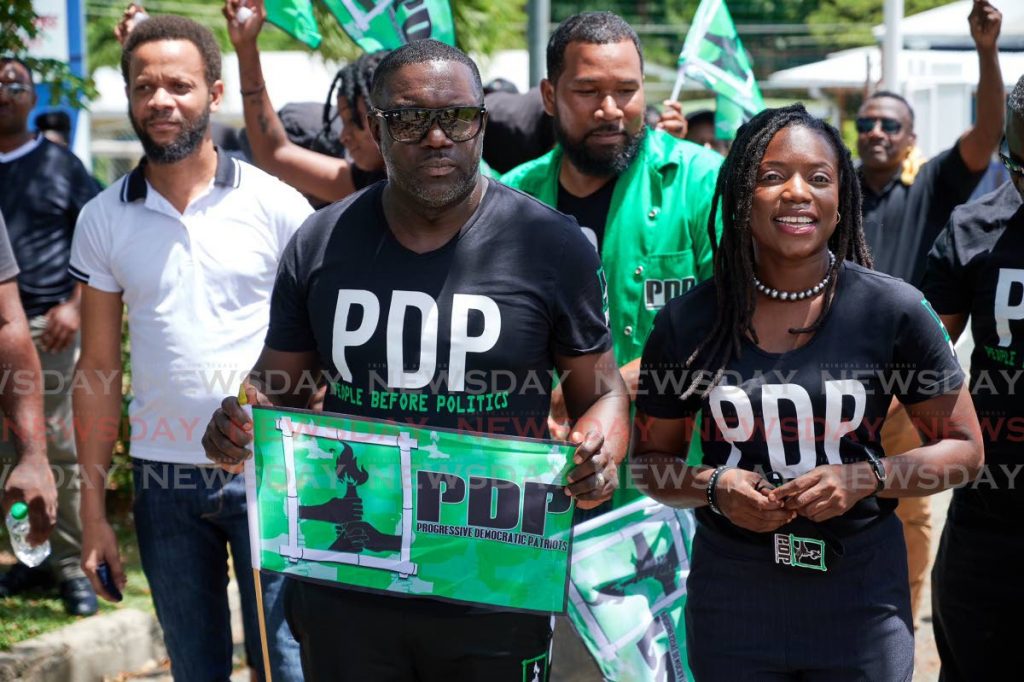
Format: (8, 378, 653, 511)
(240, 82, 266, 97)
(706, 466, 733, 516)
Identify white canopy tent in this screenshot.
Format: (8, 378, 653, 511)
(872, 0, 1024, 51)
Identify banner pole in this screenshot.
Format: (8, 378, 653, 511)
(669, 66, 686, 103)
(252, 569, 273, 682)
(240, 385, 273, 682)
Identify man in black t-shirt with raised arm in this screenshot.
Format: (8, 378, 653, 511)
(923, 74, 1024, 682)
(856, 0, 1004, 623)
(202, 40, 629, 681)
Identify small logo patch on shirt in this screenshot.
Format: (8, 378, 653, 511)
(644, 278, 696, 310)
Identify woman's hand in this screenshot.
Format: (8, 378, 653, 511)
(715, 468, 795, 533)
(771, 463, 877, 523)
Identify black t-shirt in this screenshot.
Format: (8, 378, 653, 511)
(861, 141, 984, 286)
(482, 88, 555, 174)
(636, 262, 964, 541)
(557, 178, 616, 253)
(0, 138, 101, 316)
(350, 165, 387, 191)
(267, 179, 611, 438)
(0, 140, 100, 315)
(922, 181, 1024, 523)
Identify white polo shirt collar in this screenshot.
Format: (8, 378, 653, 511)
(119, 147, 241, 204)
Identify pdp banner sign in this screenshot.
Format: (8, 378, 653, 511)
(246, 406, 575, 613)
(569, 498, 696, 681)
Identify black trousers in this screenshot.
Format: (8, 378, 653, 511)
(284, 579, 554, 681)
(932, 504, 1024, 682)
(685, 514, 914, 681)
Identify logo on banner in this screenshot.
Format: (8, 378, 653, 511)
(592, 532, 680, 603)
(298, 442, 401, 553)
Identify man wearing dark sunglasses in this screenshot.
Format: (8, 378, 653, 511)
(203, 39, 629, 681)
(924, 72, 1024, 681)
(0, 56, 102, 617)
(855, 0, 1004, 632)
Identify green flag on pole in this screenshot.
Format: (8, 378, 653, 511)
(714, 93, 745, 140)
(671, 0, 765, 139)
(567, 498, 696, 681)
(320, 0, 456, 52)
(245, 406, 575, 613)
(265, 0, 322, 49)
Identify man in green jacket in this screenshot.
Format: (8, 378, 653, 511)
(503, 11, 722, 506)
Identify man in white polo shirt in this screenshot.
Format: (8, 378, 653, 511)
(69, 16, 310, 682)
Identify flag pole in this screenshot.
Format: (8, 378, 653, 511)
(252, 570, 273, 682)
(669, 66, 686, 102)
(239, 384, 273, 682)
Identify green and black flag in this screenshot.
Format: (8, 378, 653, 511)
(264, 0, 322, 48)
(264, 0, 455, 52)
(567, 497, 696, 680)
(672, 0, 765, 140)
(321, 0, 456, 52)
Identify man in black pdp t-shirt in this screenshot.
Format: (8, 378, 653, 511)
(203, 41, 629, 681)
(853, 1, 1004, 622)
(923, 75, 1024, 681)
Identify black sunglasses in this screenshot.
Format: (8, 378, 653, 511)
(855, 116, 902, 135)
(372, 106, 486, 144)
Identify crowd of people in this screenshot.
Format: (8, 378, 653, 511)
(0, 0, 1020, 680)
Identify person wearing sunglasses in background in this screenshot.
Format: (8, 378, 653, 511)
(854, 0, 1004, 628)
(202, 40, 629, 681)
(0, 56, 101, 616)
(923, 74, 1024, 682)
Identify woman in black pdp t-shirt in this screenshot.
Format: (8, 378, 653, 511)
(633, 105, 983, 681)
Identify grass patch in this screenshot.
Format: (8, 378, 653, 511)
(0, 513, 153, 651)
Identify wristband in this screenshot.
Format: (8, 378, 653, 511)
(706, 465, 733, 516)
(240, 83, 266, 97)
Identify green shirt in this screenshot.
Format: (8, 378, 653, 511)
(502, 130, 723, 367)
(503, 130, 722, 506)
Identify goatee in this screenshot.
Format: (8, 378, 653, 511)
(554, 119, 645, 178)
(130, 107, 210, 164)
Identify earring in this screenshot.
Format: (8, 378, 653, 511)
(835, 212, 841, 224)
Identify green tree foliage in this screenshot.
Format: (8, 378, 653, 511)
(807, 0, 955, 48)
(2, 0, 97, 107)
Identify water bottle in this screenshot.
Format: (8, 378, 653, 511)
(5, 502, 50, 568)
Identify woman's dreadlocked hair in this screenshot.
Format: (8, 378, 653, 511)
(680, 103, 872, 400)
(320, 50, 391, 144)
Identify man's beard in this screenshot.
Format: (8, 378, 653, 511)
(130, 107, 210, 164)
(554, 118, 645, 178)
(383, 147, 480, 210)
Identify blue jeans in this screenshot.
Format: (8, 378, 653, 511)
(132, 460, 303, 682)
